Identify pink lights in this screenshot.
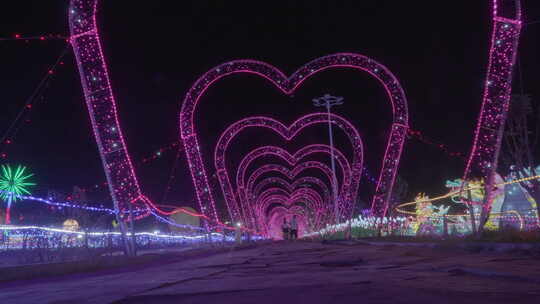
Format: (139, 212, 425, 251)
(462, 0, 522, 213)
(214, 113, 363, 227)
(69, 0, 410, 229)
(69, 0, 143, 219)
(69, 0, 521, 235)
(181, 54, 409, 221)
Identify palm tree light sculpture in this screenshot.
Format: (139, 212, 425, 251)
(0, 165, 35, 224)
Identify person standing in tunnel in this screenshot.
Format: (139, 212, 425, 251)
(290, 215, 298, 240)
(281, 218, 290, 240)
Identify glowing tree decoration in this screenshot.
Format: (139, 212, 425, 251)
(215, 114, 363, 226)
(0, 165, 35, 224)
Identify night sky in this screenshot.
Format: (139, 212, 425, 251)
(1, 1, 539, 218)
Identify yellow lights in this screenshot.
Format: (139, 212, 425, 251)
(394, 174, 540, 214)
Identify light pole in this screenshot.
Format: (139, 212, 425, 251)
(313, 94, 343, 225)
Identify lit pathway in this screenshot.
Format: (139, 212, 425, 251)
(1, 241, 539, 303)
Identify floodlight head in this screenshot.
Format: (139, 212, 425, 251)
(312, 94, 344, 107)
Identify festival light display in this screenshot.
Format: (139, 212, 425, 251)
(249, 177, 333, 234)
(252, 177, 331, 208)
(69, 0, 408, 224)
(245, 162, 339, 224)
(0, 224, 237, 252)
(462, 0, 522, 213)
(68, 0, 519, 233)
(258, 193, 321, 234)
(234, 143, 354, 224)
(256, 188, 325, 221)
(215, 114, 362, 227)
(257, 191, 325, 233)
(267, 205, 308, 239)
(0, 165, 35, 224)
(192, 56, 407, 220)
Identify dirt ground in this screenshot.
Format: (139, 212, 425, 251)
(1, 241, 539, 303)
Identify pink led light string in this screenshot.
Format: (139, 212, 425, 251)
(256, 188, 325, 217)
(69, 1, 409, 223)
(181, 53, 409, 221)
(256, 189, 325, 231)
(69, 0, 147, 220)
(462, 0, 522, 212)
(68, 0, 237, 231)
(236, 145, 352, 227)
(257, 193, 322, 233)
(245, 162, 338, 209)
(69, 0, 522, 235)
(252, 176, 331, 207)
(248, 176, 335, 232)
(215, 113, 363, 227)
(242, 162, 336, 229)
(235, 144, 354, 222)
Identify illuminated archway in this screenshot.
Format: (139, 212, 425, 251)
(68, 0, 520, 226)
(235, 144, 353, 224)
(215, 114, 363, 224)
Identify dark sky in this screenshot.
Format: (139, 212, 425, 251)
(1, 1, 539, 216)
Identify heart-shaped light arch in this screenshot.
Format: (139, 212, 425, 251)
(68, 0, 520, 225)
(255, 188, 326, 233)
(253, 176, 331, 204)
(216, 113, 362, 225)
(251, 176, 332, 231)
(236, 145, 352, 227)
(235, 144, 353, 222)
(260, 193, 321, 232)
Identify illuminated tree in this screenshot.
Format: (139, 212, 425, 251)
(0, 165, 35, 224)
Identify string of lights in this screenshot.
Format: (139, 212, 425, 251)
(0, 45, 71, 159)
(0, 33, 68, 42)
(406, 129, 465, 159)
(394, 174, 540, 212)
(0, 191, 247, 232)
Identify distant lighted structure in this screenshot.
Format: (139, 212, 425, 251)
(63, 219, 80, 231)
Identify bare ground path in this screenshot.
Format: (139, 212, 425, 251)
(1, 241, 539, 303)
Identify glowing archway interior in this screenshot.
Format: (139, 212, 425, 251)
(252, 176, 331, 204)
(260, 195, 318, 234)
(68, 0, 520, 225)
(256, 188, 326, 233)
(235, 144, 352, 227)
(251, 177, 331, 233)
(215, 113, 362, 225)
